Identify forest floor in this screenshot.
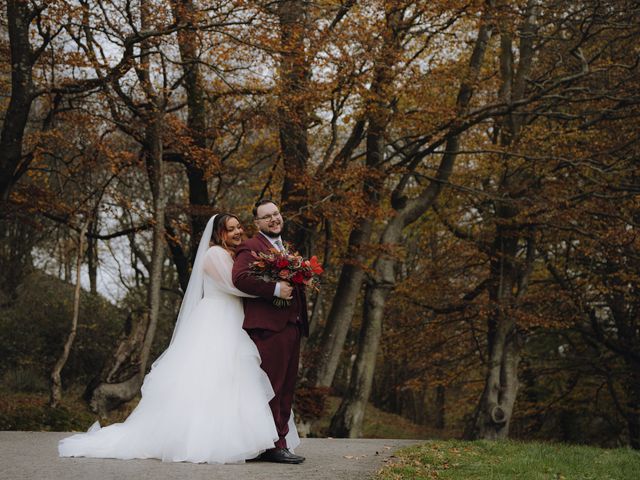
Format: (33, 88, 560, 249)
(0, 390, 443, 439)
(310, 396, 445, 439)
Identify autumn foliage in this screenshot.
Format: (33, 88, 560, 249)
(0, 0, 638, 448)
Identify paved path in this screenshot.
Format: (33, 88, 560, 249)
(0, 432, 421, 480)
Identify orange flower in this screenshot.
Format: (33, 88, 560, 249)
(309, 256, 324, 275)
(278, 269, 291, 279)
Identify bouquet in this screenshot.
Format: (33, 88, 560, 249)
(250, 247, 324, 307)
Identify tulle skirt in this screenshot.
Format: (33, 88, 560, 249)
(59, 294, 298, 464)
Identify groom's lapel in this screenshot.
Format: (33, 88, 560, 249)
(255, 232, 273, 252)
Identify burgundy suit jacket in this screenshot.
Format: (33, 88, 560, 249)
(232, 234, 309, 337)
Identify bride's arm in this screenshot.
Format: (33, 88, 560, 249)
(203, 247, 257, 298)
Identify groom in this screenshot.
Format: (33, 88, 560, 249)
(232, 199, 308, 464)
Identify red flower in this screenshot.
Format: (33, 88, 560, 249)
(276, 258, 290, 269)
(250, 249, 323, 294)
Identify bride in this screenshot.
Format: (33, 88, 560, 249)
(58, 214, 299, 464)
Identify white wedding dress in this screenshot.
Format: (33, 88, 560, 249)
(59, 232, 299, 464)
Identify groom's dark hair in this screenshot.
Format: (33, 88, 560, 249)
(253, 199, 278, 218)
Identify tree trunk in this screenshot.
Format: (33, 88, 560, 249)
(329, 282, 386, 437)
(0, 218, 34, 296)
(88, 110, 166, 415)
(138, 110, 167, 379)
(0, 1, 36, 202)
(328, 4, 495, 437)
(306, 117, 386, 389)
(83, 309, 148, 410)
(167, 0, 211, 293)
(172, 0, 211, 252)
(86, 1, 167, 414)
(469, 313, 520, 439)
(276, 1, 313, 255)
(435, 384, 446, 430)
(607, 286, 640, 449)
(87, 113, 166, 414)
(304, 2, 405, 391)
(63, 234, 73, 282)
(466, 2, 538, 439)
(329, 210, 405, 437)
(165, 223, 191, 293)
(50, 222, 87, 407)
(624, 364, 640, 449)
(466, 220, 524, 439)
(87, 219, 99, 295)
(309, 221, 372, 387)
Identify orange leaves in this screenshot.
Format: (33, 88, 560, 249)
(163, 116, 221, 177)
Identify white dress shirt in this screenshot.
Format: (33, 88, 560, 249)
(259, 232, 286, 298)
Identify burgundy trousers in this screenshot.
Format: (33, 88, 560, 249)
(248, 322, 301, 448)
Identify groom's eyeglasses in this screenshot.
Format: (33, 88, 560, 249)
(255, 211, 282, 222)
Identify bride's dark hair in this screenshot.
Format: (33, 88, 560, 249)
(211, 213, 241, 255)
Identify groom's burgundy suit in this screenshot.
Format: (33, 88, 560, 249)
(232, 233, 308, 448)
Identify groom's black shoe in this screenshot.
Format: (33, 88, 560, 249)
(258, 448, 305, 464)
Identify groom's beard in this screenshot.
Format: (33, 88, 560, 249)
(259, 227, 282, 239)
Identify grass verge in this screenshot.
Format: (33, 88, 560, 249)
(377, 439, 640, 480)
